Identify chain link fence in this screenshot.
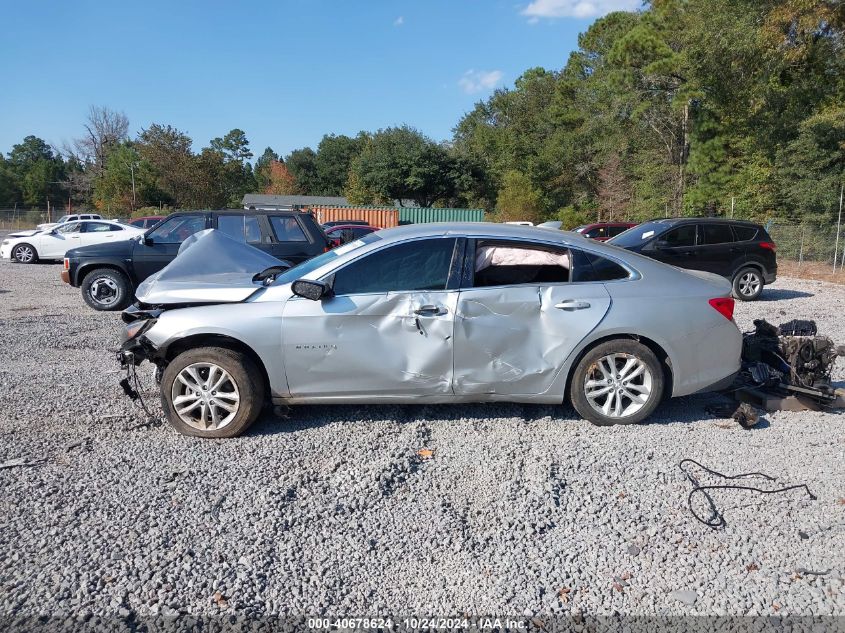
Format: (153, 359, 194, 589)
(767, 221, 845, 269)
(0, 208, 51, 230)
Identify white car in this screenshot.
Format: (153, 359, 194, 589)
(1, 220, 145, 264)
(35, 213, 104, 232)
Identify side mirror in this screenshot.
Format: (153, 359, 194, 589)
(143, 235, 154, 246)
(292, 279, 330, 301)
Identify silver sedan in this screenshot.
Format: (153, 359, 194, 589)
(119, 223, 742, 437)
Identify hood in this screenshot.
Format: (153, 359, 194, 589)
(8, 229, 42, 238)
(66, 238, 136, 259)
(134, 229, 286, 306)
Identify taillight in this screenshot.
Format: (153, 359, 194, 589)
(759, 241, 776, 251)
(708, 297, 735, 321)
(63, 258, 69, 270)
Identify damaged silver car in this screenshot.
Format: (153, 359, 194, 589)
(119, 224, 742, 438)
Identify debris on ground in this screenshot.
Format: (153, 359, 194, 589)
(417, 448, 434, 459)
(732, 403, 759, 428)
(0, 457, 46, 470)
(669, 589, 698, 605)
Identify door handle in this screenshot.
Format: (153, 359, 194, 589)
(555, 300, 591, 311)
(414, 305, 447, 316)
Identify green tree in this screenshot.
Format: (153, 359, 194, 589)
(495, 170, 544, 224)
(314, 133, 367, 195)
(285, 147, 319, 194)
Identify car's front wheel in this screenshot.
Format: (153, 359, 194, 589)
(81, 268, 132, 311)
(12, 243, 38, 264)
(732, 267, 764, 301)
(570, 339, 664, 426)
(161, 347, 265, 438)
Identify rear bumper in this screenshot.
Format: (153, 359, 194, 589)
(763, 268, 776, 284)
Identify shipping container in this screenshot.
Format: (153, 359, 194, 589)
(397, 207, 485, 224)
(310, 206, 399, 228)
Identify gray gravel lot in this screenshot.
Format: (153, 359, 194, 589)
(0, 251, 843, 620)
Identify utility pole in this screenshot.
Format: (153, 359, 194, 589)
(834, 182, 844, 273)
(730, 196, 735, 219)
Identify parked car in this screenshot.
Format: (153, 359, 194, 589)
(324, 224, 381, 247)
(1, 220, 144, 264)
(322, 220, 370, 229)
(609, 218, 777, 301)
(118, 223, 741, 438)
(36, 213, 103, 232)
(62, 209, 331, 311)
(129, 216, 166, 229)
(574, 222, 637, 241)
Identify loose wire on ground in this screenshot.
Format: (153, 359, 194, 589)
(678, 459, 817, 528)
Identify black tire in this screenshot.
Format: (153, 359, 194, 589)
(161, 346, 265, 438)
(732, 267, 764, 301)
(570, 339, 665, 426)
(12, 243, 38, 264)
(81, 268, 132, 311)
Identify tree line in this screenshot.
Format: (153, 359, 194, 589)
(1, 0, 842, 225)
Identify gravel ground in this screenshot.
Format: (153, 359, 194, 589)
(0, 250, 843, 623)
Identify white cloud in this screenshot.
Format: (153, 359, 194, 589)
(393, 15, 404, 26)
(521, 0, 639, 20)
(458, 69, 504, 94)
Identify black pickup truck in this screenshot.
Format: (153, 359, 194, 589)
(62, 209, 331, 310)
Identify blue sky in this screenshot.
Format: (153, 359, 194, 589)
(1, 0, 638, 161)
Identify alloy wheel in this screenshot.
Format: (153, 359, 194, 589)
(14, 245, 34, 263)
(170, 362, 241, 431)
(738, 272, 761, 298)
(584, 353, 654, 419)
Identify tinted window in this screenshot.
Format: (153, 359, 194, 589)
(148, 215, 206, 244)
(270, 216, 308, 242)
(609, 222, 667, 248)
(662, 225, 697, 247)
(733, 225, 758, 241)
(56, 222, 81, 234)
(85, 222, 115, 232)
(474, 242, 571, 287)
(608, 225, 630, 237)
(701, 224, 734, 245)
(109, 223, 124, 231)
(218, 214, 262, 243)
(574, 252, 630, 282)
(333, 238, 456, 295)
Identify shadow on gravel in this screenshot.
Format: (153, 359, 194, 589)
(244, 402, 580, 436)
(760, 288, 814, 301)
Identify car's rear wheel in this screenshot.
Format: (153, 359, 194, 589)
(570, 339, 664, 426)
(12, 243, 38, 264)
(81, 268, 132, 311)
(732, 267, 763, 301)
(161, 347, 265, 438)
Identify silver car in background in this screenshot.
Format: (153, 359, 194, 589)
(119, 223, 742, 438)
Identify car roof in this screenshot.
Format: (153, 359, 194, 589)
(369, 222, 594, 246)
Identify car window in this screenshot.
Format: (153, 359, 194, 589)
(474, 241, 571, 287)
(109, 223, 124, 231)
(269, 216, 308, 242)
(662, 225, 697, 247)
(351, 227, 372, 238)
(584, 226, 608, 239)
(701, 224, 734, 245)
(608, 225, 629, 237)
(332, 238, 457, 295)
(148, 215, 206, 244)
(218, 214, 262, 244)
(85, 221, 115, 232)
(56, 222, 82, 234)
(574, 251, 630, 282)
(733, 225, 758, 241)
(56, 215, 71, 224)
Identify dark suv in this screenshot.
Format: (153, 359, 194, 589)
(609, 218, 777, 300)
(62, 209, 330, 311)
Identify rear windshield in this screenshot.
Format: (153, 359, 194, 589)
(273, 232, 383, 285)
(608, 222, 667, 247)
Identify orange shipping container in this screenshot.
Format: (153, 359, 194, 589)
(310, 207, 399, 228)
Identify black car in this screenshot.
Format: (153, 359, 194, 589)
(609, 218, 777, 301)
(62, 209, 331, 311)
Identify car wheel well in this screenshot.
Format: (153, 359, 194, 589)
(564, 334, 673, 404)
(733, 262, 763, 278)
(163, 334, 272, 399)
(79, 263, 129, 285)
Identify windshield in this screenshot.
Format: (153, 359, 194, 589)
(273, 232, 383, 285)
(55, 215, 70, 224)
(608, 221, 665, 247)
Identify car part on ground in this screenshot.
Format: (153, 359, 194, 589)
(118, 222, 741, 438)
(735, 318, 844, 411)
(609, 218, 777, 301)
(61, 209, 330, 311)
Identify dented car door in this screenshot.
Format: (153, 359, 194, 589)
(453, 242, 612, 396)
(282, 238, 460, 398)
